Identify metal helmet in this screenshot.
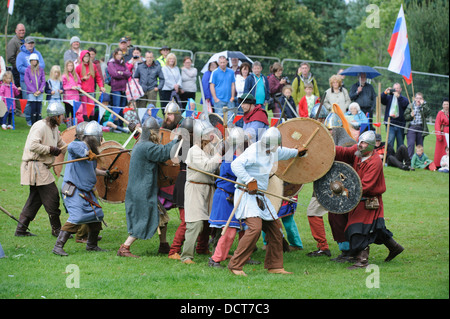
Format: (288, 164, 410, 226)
(140, 117, 160, 142)
(309, 103, 329, 119)
(29, 53, 39, 61)
(165, 99, 181, 115)
(84, 121, 103, 143)
(180, 117, 194, 134)
(46, 101, 65, 117)
(324, 112, 343, 129)
(75, 121, 88, 140)
(260, 127, 282, 151)
(357, 130, 376, 155)
(193, 119, 215, 142)
(197, 112, 210, 122)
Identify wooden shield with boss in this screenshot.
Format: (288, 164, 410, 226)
(95, 140, 131, 203)
(275, 118, 335, 184)
(313, 161, 362, 214)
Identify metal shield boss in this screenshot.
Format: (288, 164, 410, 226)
(313, 161, 362, 214)
(275, 118, 335, 184)
(95, 140, 131, 203)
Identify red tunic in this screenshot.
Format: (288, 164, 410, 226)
(335, 144, 392, 253)
(433, 110, 449, 167)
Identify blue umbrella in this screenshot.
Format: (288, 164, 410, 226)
(339, 65, 381, 79)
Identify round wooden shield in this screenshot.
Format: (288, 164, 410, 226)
(158, 128, 180, 188)
(95, 140, 131, 204)
(266, 174, 284, 213)
(313, 161, 362, 214)
(275, 118, 335, 184)
(53, 126, 77, 177)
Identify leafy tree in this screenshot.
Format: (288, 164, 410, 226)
(342, 0, 403, 67)
(166, 0, 326, 60)
(77, 0, 162, 45)
(405, 0, 449, 75)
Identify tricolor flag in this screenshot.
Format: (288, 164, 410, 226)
(7, 0, 15, 15)
(387, 5, 412, 84)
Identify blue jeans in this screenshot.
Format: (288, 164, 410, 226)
(387, 124, 405, 152)
(214, 100, 235, 124)
(111, 91, 126, 108)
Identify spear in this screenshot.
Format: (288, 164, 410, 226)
(188, 166, 295, 203)
(0, 204, 30, 231)
(50, 149, 131, 167)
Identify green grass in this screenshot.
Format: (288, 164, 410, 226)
(0, 116, 448, 300)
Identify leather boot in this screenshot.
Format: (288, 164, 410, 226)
(347, 246, 370, 270)
(86, 231, 106, 252)
(49, 215, 62, 237)
(383, 237, 404, 262)
(14, 215, 36, 237)
(52, 231, 71, 256)
(117, 244, 139, 258)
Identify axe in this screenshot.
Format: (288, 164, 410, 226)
(0, 204, 30, 231)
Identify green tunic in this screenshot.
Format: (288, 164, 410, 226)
(125, 139, 178, 239)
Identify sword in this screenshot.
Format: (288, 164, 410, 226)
(0, 204, 31, 231)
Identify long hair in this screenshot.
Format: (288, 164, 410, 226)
(49, 65, 61, 81)
(29, 60, 40, 76)
(63, 60, 79, 82)
(81, 51, 95, 78)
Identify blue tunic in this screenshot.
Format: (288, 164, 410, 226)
(209, 157, 246, 230)
(63, 141, 104, 224)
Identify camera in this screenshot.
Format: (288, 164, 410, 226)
(389, 88, 396, 95)
(282, 76, 290, 84)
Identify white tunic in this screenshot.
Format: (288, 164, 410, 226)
(184, 144, 222, 222)
(230, 142, 298, 220)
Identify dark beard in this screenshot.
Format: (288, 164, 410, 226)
(83, 136, 100, 155)
(45, 116, 59, 129)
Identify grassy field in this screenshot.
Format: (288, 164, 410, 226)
(0, 115, 448, 302)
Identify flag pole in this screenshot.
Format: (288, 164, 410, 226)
(4, 9, 10, 59)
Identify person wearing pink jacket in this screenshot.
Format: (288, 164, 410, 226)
(75, 50, 105, 122)
(62, 60, 82, 126)
(0, 71, 21, 129)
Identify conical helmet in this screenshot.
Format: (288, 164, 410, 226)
(84, 121, 103, 143)
(324, 112, 343, 129)
(260, 127, 282, 151)
(46, 101, 65, 117)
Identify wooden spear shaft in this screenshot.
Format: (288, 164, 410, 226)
(51, 149, 131, 167)
(77, 88, 142, 132)
(188, 166, 295, 203)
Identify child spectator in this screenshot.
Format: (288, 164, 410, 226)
(438, 147, 449, 173)
(62, 60, 82, 127)
(45, 65, 64, 102)
(278, 85, 297, 119)
(411, 145, 434, 170)
(298, 82, 320, 117)
(24, 53, 45, 125)
(0, 71, 21, 129)
(75, 50, 105, 122)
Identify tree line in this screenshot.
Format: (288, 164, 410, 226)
(1, 0, 448, 75)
